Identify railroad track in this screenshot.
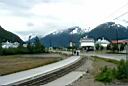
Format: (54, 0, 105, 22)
(15, 57, 86, 86)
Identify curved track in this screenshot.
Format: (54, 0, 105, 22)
(0, 56, 85, 86)
(17, 57, 85, 86)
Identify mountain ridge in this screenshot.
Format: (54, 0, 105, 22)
(88, 22, 128, 41)
(40, 26, 87, 48)
(0, 26, 23, 43)
(31, 21, 128, 48)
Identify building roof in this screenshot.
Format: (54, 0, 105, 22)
(96, 39, 110, 44)
(80, 37, 94, 42)
(80, 37, 95, 47)
(112, 40, 128, 44)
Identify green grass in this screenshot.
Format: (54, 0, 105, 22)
(95, 66, 116, 83)
(95, 50, 109, 54)
(92, 56, 119, 65)
(95, 56, 128, 83)
(95, 50, 126, 54)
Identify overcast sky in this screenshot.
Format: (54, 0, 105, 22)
(0, 0, 128, 41)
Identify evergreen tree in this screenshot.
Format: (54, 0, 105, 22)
(34, 36, 45, 53)
(0, 43, 2, 55)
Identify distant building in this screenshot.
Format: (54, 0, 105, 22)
(23, 44, 28, 47)
(111, 39, 128, 51)
(96, 38, 110, 48)
(2, 41, 20, 48)
(69, 42, 73, 47)
(111, 39, 128, 44)
(80, 37, 95, 51)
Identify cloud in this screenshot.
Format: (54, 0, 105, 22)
(0, 0, 128, 41)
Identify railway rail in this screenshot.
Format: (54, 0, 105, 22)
(0, 56, 86, 86)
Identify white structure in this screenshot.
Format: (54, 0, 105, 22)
(2, 41, 20, 49)
(80, 37, 95, 51)
(96, 38, 110, 48)
(69, 42, 73, 47)
(23, 44, 28, 47)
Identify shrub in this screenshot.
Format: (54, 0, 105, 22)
(116, 60, 128, 79)
(95, 66, 115, 83)
(96, 60, 128, 83)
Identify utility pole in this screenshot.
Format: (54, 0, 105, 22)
(72, 34, 73, 55)
(28, 35, 31, 45)
(71, 30, 74, 55)
(116, 28, 119, 52)
(50, 39, 52, 47)
(126, 43, 128, 61)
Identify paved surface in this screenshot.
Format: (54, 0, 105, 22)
(82, 52, 126, 61)
(0, 56, 81, 86)
(42, 56, 88, 86)
(42, 71, 86, 86)
(56, 50, 127, 61)
(50, 51, 128, 86)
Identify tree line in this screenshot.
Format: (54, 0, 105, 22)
(0, 37, 46, 55)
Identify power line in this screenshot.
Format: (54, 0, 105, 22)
(113, 11, 128, 20)
(108, 2, 128, 19)
(102, 1, 128, 22)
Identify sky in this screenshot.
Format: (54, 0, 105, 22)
(0, 0, 128, 41)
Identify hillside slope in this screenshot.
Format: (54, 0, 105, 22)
(40, 26, 88, 47)
(88, 22, 128, 41)
(0, 26, 23, 43)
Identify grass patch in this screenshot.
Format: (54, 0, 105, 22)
(0, 55, 62, 76)
(95, 58, 128, 83)
(95, 50, 110, 54)
(92, 56, 119, 65)
(95, 66, 116, 83)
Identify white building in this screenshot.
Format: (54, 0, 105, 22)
(23, 44, 28, 47)
(2, 41, 20, 49)
(80, 37, 95, 51)
(96, 38, 110, 48)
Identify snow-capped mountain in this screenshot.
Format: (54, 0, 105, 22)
(113, 19, 128, 28)
(88, 22, 128, 41)
(30, 21, 128, 48)
(51, 29, 64, 35)
(40, 26, 88, 47)
(51, 26, 85, 35)
(69, 27, 84, 34)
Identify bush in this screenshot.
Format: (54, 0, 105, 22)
(95, 66, 115, 83)
(95, 44, 104, 50)
(0, 37, 46, 55)
(2, 48, 17, 55)
(116, 60, 128, 79)
(0, 44, 45, 55)
(96, 60, 128, 83)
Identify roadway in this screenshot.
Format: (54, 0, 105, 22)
(81, 51, 126, 61)
(56, 50, 127, 61)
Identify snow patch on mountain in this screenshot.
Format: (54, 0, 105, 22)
(50, 26, 87, 36)
(70, 27, 81, 34)
(51, 29, 65, 35)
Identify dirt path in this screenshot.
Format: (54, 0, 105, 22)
(69, 56, 118, 86)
